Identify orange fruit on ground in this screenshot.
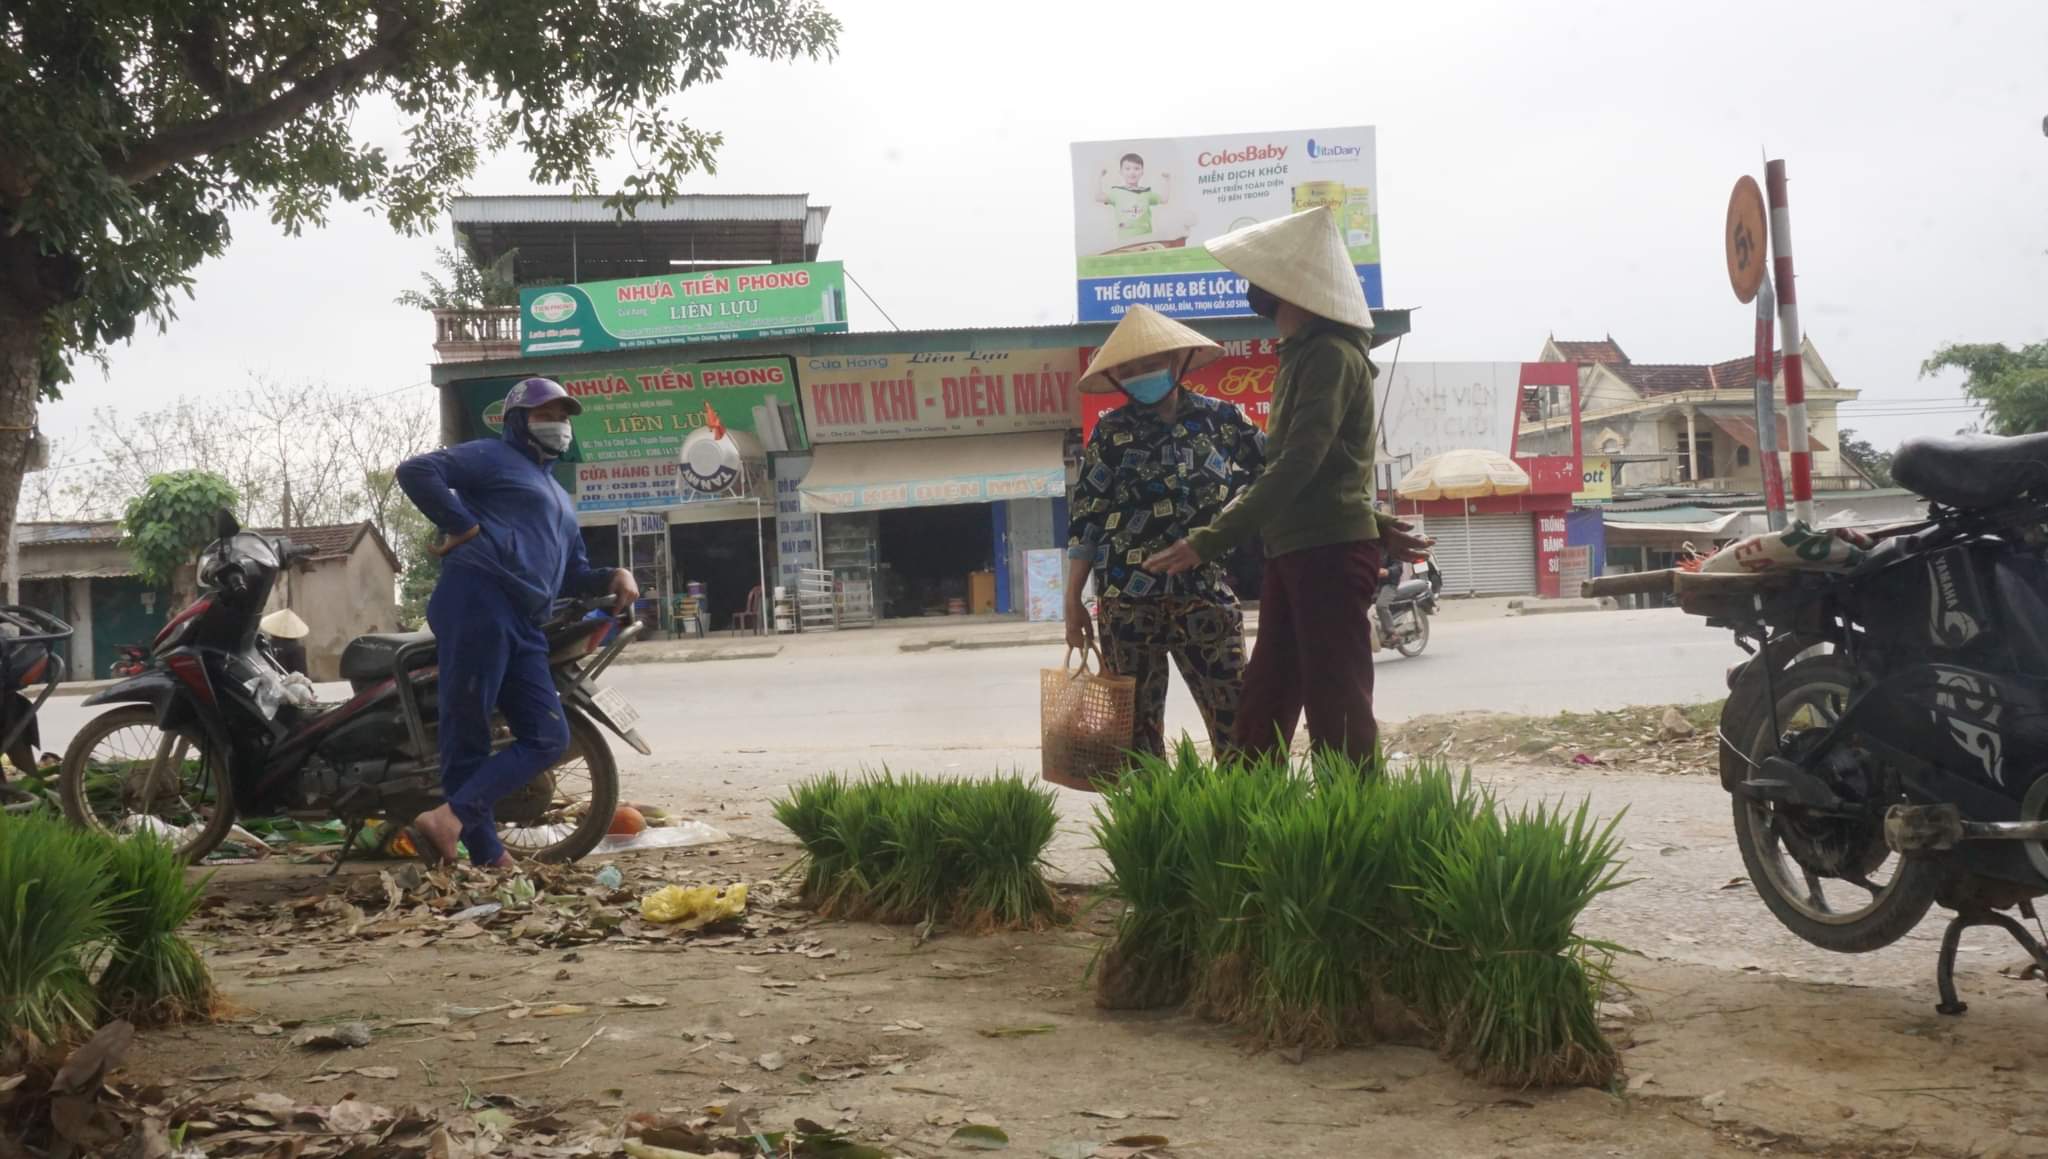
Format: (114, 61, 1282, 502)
(608, 806, 646, 836)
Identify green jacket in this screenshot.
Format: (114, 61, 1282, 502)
(1188, 320, 1380, 561)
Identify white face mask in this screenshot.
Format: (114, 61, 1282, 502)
(528, 420, 574, 453)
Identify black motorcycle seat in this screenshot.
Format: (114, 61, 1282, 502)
(1392, 578, 1431, 600)
(1892, 431, 2048, 510)
(339, 630, 436, 682)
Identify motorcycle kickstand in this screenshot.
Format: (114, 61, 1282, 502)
(1933, 907, 2048, 1016)
(327, 818, 364, 878)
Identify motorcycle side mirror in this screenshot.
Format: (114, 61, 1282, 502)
(215, 508, 241, 539)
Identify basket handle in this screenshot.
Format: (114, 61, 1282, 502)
(1063, 643, 1103, 677)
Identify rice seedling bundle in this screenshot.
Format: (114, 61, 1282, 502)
(1419, 797, 1628, 1087)
(1177, 750, 1301, 1021)
(0, 811, 113, 1054)
(772, 773, 1062, 930)
(941, 778, 1061, 929)
(1086, 747, 1631, 1087)
(95, 833, 216, 1025)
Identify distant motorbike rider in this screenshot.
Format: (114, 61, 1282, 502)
(396, 377, 637, 867)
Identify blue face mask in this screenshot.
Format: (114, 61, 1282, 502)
(1121, 369, 1176, 405)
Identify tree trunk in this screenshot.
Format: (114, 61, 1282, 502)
(0, 311, 44, 608)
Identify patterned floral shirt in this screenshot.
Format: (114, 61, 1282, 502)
(1068, 391, 1266, 602)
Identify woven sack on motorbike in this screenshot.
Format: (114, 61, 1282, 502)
(1041, 645, 1136, 792)
(1701, 520, 1873, 575)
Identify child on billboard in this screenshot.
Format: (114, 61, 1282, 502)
(1095, 152, 1174, 251)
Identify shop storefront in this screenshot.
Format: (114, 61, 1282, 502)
(793, 349, 1080, 620)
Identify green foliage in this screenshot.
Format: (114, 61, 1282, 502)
(1089, 749, 1629, 1087)
(1834, 428, 1894, 488)
(122, 471, 238, 588)
(1921, 341, 2048, 436)
(386, 475, 442, 626)
(395, 241, 522, 311)
(95, 835, 215, 1025)
(0, 812, 112, 1054)
(773, 773, 1063, 930)
(1, 0, 842, 394)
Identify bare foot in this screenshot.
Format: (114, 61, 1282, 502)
(485, 852, 515, 869)
(412, 805, 463, 864)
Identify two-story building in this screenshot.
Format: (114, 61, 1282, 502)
(1518, 334, 1873, 494)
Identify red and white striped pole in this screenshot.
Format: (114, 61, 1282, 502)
(1764, 160, 1813, 525)
(1752, 272, 1787, 529)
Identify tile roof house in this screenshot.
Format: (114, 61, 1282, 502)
(1521, 335, 1870, 494)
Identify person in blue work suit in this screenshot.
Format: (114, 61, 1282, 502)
(396, 376, 638, 867)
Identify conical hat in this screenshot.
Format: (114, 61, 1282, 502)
(260, 608, 310, 640)
(1204, 207, 1373, 331)
(1078, 305, 1224, 394)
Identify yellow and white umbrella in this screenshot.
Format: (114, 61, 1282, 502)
(1395, 449, 1531, 501)
(1394, 450, 1534, 595)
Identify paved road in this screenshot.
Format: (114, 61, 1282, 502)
(39, 606, 1741, 784)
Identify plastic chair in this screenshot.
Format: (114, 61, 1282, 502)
(729, 586, 763, 636)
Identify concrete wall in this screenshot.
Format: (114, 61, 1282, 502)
(267, 543, 400, 681)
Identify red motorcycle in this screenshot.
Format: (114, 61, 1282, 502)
(59, 511, 646, 864)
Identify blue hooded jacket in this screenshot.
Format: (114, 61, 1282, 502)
(396, 411, 614, 622)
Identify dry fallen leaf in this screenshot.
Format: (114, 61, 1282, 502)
(354, 1067, 401, 1080)
(607, 995, 669, 1009)
(757, 1052, 785, 1072)
(531, 1005, 589, 1018)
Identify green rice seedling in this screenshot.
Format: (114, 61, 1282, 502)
(942, 778, 1061, 930)
(1241, 774, 1400, 1048)
(1180, 748, 1303, 1021)
(1374, 760, 1493, 1025)
(817, 774, 901, 918)
(871, 777, 958, 923)
(1090, 749, 1198, 1009)
(0, 811, 113, 1055)
(1420, 796, 1630, 1087)
(771, 773, 848, 903)
(95, 832, 215, 1025)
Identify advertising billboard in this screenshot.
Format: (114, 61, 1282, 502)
(1070, 127, 1381, 323)
(520, 261, 849, 355)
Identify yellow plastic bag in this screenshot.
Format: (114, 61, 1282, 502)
(640, 882, 748, 926)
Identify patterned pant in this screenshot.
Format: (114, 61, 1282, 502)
(1097, 596, 1249, 758)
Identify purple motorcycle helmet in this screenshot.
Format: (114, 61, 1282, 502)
(500, 377, 581, 456)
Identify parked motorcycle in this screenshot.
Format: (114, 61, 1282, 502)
(1375, 560, 1440, 658)
(110, 644, 148, 678)
(1586, 432, 2048, 1013)
(0, 606, 72, 810)
(59, 510, 647, 865)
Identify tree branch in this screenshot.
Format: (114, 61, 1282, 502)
(111, 17, 418, 183)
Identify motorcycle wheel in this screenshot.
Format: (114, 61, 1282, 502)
(59, 704, 235, 864)
(1395, 609, 1430, 658)
(1724, 655, 1940, 953)
(493, 708, 619, 864)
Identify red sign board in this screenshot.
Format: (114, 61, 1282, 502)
(1079, 340, 1281, 440)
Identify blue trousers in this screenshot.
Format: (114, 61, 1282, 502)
(428, 577, 570, 865)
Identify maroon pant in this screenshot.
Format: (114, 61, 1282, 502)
(1232, 539, 1382, 762)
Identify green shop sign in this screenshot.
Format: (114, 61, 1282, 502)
(520, 261, 850, 355)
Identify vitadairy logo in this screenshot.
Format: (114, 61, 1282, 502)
(1305, 137, 1364, 163)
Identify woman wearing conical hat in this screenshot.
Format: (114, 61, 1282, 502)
(1065, 305, 1266, 759)
(1144, 207, 1431, 764)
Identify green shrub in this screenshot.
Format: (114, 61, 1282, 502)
(0, 812, 113, 1054)
(96, 833, 215, 1025)
(774, 773, 1063, 931)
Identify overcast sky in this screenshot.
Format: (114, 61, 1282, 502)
(45, 0, 2048, 475)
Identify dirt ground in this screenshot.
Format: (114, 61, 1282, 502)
(127, 826, 2048, 1159)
